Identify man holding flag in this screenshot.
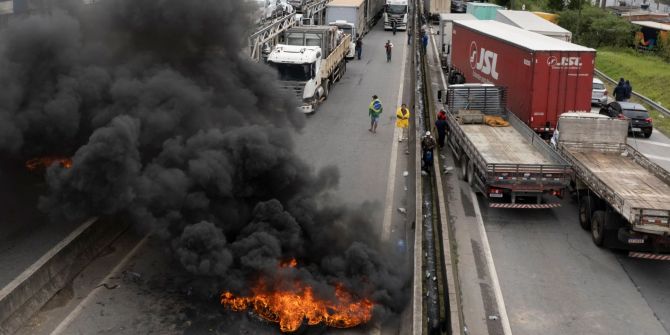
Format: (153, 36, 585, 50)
(368, 95, 383, 134)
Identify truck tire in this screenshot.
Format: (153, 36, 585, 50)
(591, 210, 606, 247)
(467, 160, 475, 186)
(459, 157, 468, 181)
(578, 194, 596, 230)
(322, 80, 330, 99)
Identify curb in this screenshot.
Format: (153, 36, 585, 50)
(0, 217, 128, 335)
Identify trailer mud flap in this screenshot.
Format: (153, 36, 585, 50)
(489, 203, 561, 209)
(628, 252, 670, 261)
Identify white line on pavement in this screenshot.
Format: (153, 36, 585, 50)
(633, 139, 670, 148)
(50, 235, 150, 335)
(471, 191, 513, 335)
(381, 36, 408, 242)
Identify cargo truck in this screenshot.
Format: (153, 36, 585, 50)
(551, 113, 670, 256)
(444, 84, 571, 208)
(449, 20, 595, 138)
(329, 20, 357, 59)
(495, 10, 572, 42)
(438, 13, 476, 69)
(268, 26, 351, 113)
(326, 0, 383, 36)
(383, 0, 408, 31)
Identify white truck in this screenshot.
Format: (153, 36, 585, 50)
(326, 0, 374, 37)
(437, 13, 476, 68)
(329, 20, 357, 59)
(551, 113, 670, 256)
(268, 26, 351, 113)
(383, 0, 408, 31)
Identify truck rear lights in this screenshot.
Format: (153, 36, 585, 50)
(551, 189, 563, 197)
(489, 187, 503, 198)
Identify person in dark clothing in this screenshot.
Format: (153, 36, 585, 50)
(407, 27, 411, 45)
(385, 40, 393, 62)
(355, 37, 363, 60)
(613, 78, 626, 102)
(392, 21, 397, 35)
(435, 117, 448, 148)
(437, 109, 446, 121)
(421, 131, 436, 171)
(421, 33, 428, 53)
(623, 80, 632, 101)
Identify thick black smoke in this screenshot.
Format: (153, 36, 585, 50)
(0, 0, 408, 323)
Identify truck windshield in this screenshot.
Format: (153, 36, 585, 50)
(387, 5, 407, 14)
(269, 62, 312, 81)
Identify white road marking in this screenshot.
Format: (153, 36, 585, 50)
(381, 35, 408, 242)
(635, 139, 670, 148)
(50, 235, 150, 335)
(471, 191, 513, 335)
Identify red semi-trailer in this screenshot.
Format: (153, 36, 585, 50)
(449, 20, 595, 138)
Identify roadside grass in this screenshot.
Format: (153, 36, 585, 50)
(596, 47, 670, 136)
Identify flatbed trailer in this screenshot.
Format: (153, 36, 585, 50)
(445, 84, 571, 208)
(553, 113, 670, 255)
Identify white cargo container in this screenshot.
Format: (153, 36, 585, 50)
(326, 0, 367, 36)
(495, 10, 572, 42)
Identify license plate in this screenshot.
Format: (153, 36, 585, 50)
(489, 193, 503, 198)
(628, 238, 645, 244)
(632, 127, 642, 132)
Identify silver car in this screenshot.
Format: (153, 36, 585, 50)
(591, 78, 608, 106)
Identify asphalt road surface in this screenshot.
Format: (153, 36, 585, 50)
(427, 25, 670, 335)
(16, 22, 415, 335)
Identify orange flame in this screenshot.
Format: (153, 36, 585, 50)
(25, 156, 72, 171)
(220, 260, 373, 333)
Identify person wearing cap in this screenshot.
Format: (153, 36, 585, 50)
(421, 131, 436, 171)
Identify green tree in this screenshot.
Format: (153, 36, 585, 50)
(567, 0, 583, 10)
(547, 0, 565, 11)
(558, 6, 638, 47)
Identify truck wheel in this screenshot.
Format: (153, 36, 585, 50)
(459, 157, 468, 181)
(591, 210, 606, 247)
(578, 195, 596, 230)
(467, 160, 475, 186)
(322, 80, 330, 99)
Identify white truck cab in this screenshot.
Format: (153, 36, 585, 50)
(267, 45, 325, 113)
(384, 0, 408, 31)
(329, 20, 356, 59)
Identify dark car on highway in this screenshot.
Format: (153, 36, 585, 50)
(599, 101, 653, 138)
(451, 0, 466, 12)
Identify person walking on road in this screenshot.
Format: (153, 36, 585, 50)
(613, 77, 626, 102)
(392, 21, 397, 35)
(369, 95, 383, 133)
(385, 40, 394, 62)
(421, 131, 436, 172)
(396, 104, 410, 142)
(407, 27, 411, 45)
(624, 80, 632, 101)
(355, 37, 363, 60)
(435, 114, 447, 148)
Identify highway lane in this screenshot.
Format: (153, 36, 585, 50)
(16, 22, 415, 335)
(426, 25, 670, 335)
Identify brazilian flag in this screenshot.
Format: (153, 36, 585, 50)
(369, 99, 383, 117)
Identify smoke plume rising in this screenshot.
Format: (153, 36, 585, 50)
(0, 0, 408, 327)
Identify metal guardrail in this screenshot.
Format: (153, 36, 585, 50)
(594, 68, 670, 118)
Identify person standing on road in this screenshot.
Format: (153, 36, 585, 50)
(369, 95, 383, 133)
(624, 80, 633, 101)
(421, 131, 436, 172)
(435, 114, 447, 148)
(385, 40, 394, 62)
(613, 77, 626, 102)
(392, 21, 397, 35)
(407, 27, 412, 45)
(355, 37, 363, 60)
(396, 104, 410, 142)
(437, 109, 446, 121)
(421, 33, 428, 53)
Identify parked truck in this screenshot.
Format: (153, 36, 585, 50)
(329, 20, 357, 59)
(268, 26, 351, 113)
(449, 20, 595, 138)
(551, 113, 670, 256)
(326, 0, 383, 37)
(384, 0, 408, 31)
(443, 84, 572, 208)
(438, 13, 476, 69)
